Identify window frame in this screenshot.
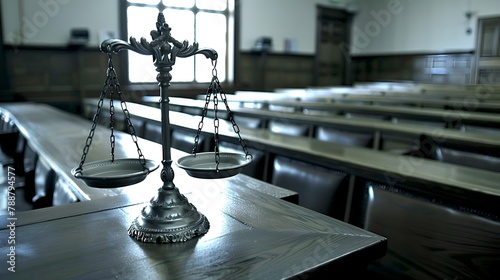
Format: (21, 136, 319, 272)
(118, 0, 236, 89)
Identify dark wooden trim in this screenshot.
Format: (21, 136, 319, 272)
(351, 50, 475, 59)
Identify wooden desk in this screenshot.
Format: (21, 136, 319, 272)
(84, 99, 500, 216)
(239, 100, 500, 129)
(0, 184, 386, 279)
(138, 97, 500, 151)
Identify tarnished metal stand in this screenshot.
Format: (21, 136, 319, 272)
(101, 13, 217, 243)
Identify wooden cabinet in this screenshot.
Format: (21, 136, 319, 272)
(237, 51, 314, 91)
(315, 7, 353, 86)
(475, 17, 500, 84)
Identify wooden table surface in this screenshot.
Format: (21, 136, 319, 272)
(0, 182, 386, 279)
(0, 103, 387, 279)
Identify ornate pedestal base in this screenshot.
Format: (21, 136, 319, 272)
(128, 186, 210, 243)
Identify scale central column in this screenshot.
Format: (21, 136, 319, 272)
(158, 65, 174, 190)
(125, 13, 212, 243)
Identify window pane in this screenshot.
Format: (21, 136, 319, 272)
(162, 0, 194, 8)
(127, 6, 161, 83)
(163, 8, 195, 82)
(127, 0, 160, 5)
(196, 0, 226, 11)
(196, 12, 226, 82)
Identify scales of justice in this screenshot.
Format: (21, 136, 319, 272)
(71, 12, 252, 243)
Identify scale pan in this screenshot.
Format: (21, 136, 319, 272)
(72, 159, 159, 188)
(176, 152, 252, 179)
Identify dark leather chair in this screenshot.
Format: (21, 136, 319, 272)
(460, 124, 500, 136)
(32, 157, 56, 209)
(315, 126, 375, 148)
(124, 117, 145, 138)
(268, 120, 309, 136)
(380, 133, 419, 154)
(360, 181, 500, 278)
(271, 156, 348, 218)
(182, 107, 203, 116)
(53, 176, 79, 206)
(219, 141, 266, 180)
(206, 110, 228, 120)
(21, 143, 38, 204)
(0, 117, 20, 162)
(434, 146, 500, 172)
(143, 121, 162, 143)
(232, 115, 261, 129)
(418, 134, 500, 173)
(171, 129, 204, 153)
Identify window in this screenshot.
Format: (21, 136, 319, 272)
(126, 0, 234, 84)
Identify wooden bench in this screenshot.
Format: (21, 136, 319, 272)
(137, 96, 500, 171)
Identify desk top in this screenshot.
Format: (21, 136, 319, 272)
(0, 181, 386, 279)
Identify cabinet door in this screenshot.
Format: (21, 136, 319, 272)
(315, 7, 352, 86)
(479, 19, 500, 57)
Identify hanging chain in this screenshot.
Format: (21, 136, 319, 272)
(108, 55, 116, 162)
(110, 56, 147, 169)
(192, 85, 212, 155)
(75, 53, 146, 174)
(192, 59, 252, 173)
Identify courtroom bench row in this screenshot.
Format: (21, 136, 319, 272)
(82, 98, 500, 278)
(240, 89, 500, 114)
(135, 96, 500, 173)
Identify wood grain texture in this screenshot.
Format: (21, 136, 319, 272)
(0, 180, 386, 279)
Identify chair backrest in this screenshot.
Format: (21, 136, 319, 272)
(360, 181, 500, 278)
(271, 156, 348, 218)
(419, 134, 500, 173)
(22, 143, 38, 204)
(233, 115, 262, 129)
(171, 129, 203, 153)
(143, 121, 162, 143)
(219, 141, 265, 180)
(315, 126, 375, 148)
(268, 120, 309, 136)
(53, 176, 79, 206)
(182, 107, 203, 116)
(33, 156, 56, 208)
(435, 146, 500, 172)
(379, 133, 419, 154)
(125, 117, 145, 138)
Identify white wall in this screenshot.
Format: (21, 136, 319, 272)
(239, 0, 355, 54)
(2, 0, 353, 54)
(1, 0, 119, 47)
(350, 0, 500, 56)
(3, 0, 500, 55)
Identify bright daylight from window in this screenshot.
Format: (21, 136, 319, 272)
(126, 0, 232, 84)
